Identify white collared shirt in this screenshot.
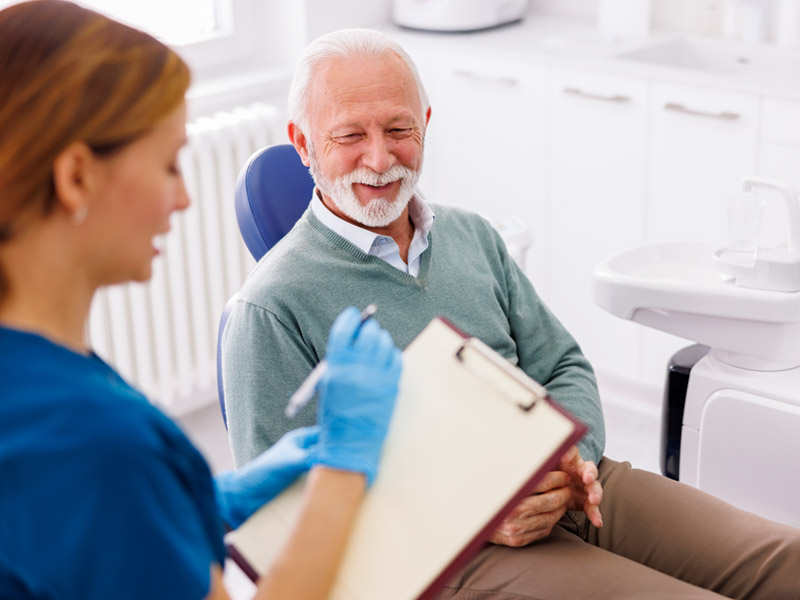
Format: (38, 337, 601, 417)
(310, 189, 436, 277)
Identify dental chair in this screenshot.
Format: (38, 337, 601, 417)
(215, 144, 315, 428)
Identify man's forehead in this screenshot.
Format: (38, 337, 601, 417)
(320, 50, 407, 74)
(312, 53, 415, 98)
(308, 53, 422, 127)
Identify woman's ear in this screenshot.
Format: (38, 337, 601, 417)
(52, 142, 96, 219)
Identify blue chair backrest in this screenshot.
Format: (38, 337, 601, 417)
(234, 143, 316, 261)
(216, 296, 236, 428)
(217, 144, 315, 428)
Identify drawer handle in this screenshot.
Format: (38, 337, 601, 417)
(664, 102, 740, 121)
(455, 69, 519, 87)
(563, 87, 631, 103)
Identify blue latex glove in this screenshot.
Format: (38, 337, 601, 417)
(213, 426, 319, 529)
(311, 306, 403, 486)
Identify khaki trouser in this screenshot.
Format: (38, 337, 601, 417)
(439, 458, 800, 599)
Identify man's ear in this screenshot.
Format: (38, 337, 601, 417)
(288, 121, 311, 167)
(421, 106, 432, 138)
(52, 142, 96, 217)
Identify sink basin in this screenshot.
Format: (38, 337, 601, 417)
(593, 240, 800, 370)
(615, 37, 800, 83)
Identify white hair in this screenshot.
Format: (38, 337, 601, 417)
(288, 28, 430, 134)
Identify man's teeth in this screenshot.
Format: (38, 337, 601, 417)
(363, 181, 394, 188)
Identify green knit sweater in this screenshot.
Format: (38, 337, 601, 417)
(222, 204, 605, 467)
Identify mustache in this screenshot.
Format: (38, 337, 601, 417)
(344, 165, 417, 187)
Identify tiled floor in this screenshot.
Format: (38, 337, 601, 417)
(176, 401, 236, 474)
(601, 395, 661, 474)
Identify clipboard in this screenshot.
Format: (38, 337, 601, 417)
(224, 316, 587, 599)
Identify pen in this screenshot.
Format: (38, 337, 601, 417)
(284, 304, 378, 419)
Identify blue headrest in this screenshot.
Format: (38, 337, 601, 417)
(234, 144, 315, 261)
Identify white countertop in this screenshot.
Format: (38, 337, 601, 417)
(385, 14, 800, 101)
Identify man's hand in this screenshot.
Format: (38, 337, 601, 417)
(489, 447, 603, 548)
(560, 445, 603, 529)
(490, 470, 573, 547)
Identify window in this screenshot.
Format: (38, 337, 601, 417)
(0, 0, 263, 72)
(0, 0, 233, 46)
(1, 0, 305, 115)
(79, 0, 231, 46)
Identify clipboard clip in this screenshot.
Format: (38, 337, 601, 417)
(455, 337, 548, 412)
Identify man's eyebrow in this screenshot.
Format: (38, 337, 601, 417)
(386, 112, 419, 124)
(329, 122, 363, 134)
(329, 111, 420, 133)
(386, 118, 416, 128)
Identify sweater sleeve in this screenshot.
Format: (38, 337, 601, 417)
(499, 236, 606, 464)
(221, 299, 320, 466)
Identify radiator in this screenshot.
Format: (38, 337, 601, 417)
(88, 102, 283, 415)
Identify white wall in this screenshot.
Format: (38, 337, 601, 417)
(187, 0, 394, 120)
(531, 0, 781, 39)
(305, 0, 392, 40)
(188, 0, 790, 132)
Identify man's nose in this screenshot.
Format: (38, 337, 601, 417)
(361, 136, 394, 173)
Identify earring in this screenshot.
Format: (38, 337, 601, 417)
(71, 205, 88, 226)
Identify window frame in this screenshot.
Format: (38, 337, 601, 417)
(173, 0, 258, 71)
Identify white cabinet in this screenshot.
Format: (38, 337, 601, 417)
(422, 51, 550, 288)
(644, 83, 760, 385)
(647, 83, 760, 243)
(392, 38, 795, 394)
(761, 96, 800, 147)
(757, 97, 800, 249)
(548, 68, 649, 380)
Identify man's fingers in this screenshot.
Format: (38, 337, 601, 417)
(558, 445, 580, 472)
(492, 487, 572, 547)
(531, 470, 570, 494)
(491, 505, 568, 547)
(502, 487, 569, 519)
(578, 460, 599, 486)
(522, 486, 571, 514)
(585, 502, 604, 528)
(586, 480, 603, 506)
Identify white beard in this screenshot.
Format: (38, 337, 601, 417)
(309, 153, 420, 228)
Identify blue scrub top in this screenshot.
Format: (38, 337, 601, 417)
(0, 326, 226, 599)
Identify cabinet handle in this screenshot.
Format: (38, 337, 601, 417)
(454, 69, 519, 87)
(664, 102, 740, 121)
(562, 87, 631, 103)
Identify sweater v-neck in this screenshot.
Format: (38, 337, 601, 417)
(305, 209, 433, 288)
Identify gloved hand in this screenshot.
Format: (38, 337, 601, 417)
(213, 426, 319, 529)
(310, 306, 403, 486)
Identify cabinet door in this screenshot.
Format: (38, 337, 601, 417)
(647, 83, 759, 242)
(757, 142, 800, 248)
(758, 97, 800, 249)
(423, 51, 549, 288)
(645, 83, 759, 385)
(549, 68, 649, 381)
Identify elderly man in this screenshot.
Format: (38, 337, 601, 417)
(222, 28, 800, 599)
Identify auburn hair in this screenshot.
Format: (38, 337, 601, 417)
(0, 0, 191, 297)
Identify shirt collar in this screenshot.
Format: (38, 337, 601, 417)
(310, 189, 376, 254)
(310, 188, 436, 252)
